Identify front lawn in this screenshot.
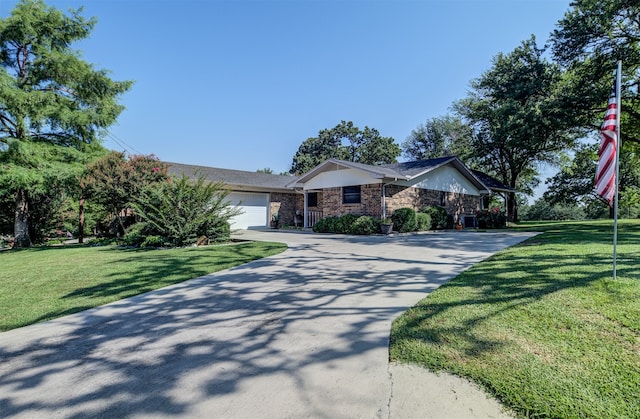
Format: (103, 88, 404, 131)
(0, 241, 287, 332)
(390, 219, 640, 418)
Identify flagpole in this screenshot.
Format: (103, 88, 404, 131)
(613, 60, 622, 280)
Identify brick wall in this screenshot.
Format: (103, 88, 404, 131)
(384, 185, 481, 220)
(322, 184, 382, 218)
(269, 192, 303, 226)
(274, 186, 481, 226)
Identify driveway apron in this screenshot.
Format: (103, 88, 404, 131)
(0, 230, 536, 418)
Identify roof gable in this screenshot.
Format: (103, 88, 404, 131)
(380, 156, 456, 178)
(287, 158, 407, 187)
(291, 157, 490, 194)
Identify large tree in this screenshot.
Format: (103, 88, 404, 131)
(551, 0, 640, 144)
(551, 1, 640, 217)
(454, 36, 580, 221)
(402, 115, 473, 161)
(0, 0, 132, 247)
(290, 120, 400, 175)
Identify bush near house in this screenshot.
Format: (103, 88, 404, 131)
(421, 205, 452, 229)
(391, 208, 418, 233)
(349, 216, 381, 235)
(416, 212, 431, 231)
(313, 214, 379, 235)
(477, 207, 507, 228)
(313, 209, 433, 235)
(127, 173, 240, 247)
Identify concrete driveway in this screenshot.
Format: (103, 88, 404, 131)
(0, 230, 536, 418)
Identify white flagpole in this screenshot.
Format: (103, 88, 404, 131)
(613, 60, 622, 280)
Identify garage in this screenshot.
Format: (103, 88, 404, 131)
(226, 192, 269, 230)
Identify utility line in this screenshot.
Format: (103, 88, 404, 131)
(104, 129, 143, 155)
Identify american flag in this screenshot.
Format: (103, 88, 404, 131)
(594, 77, 619, 207)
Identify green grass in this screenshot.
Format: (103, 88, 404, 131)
(0, 241, 287, 332)
(390, 219, 640, 418)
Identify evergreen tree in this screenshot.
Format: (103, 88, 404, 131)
(0, 0, 132, 247)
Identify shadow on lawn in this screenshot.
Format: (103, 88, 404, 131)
(0, 230, 544, 417)
(389, 226, 640, 364)
(62, 242, 285, 300)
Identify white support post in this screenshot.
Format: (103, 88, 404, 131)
(303, 192, 309, 228)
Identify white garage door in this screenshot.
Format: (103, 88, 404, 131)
(226, 192, 269, 230)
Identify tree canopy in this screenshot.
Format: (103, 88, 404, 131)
(402, 115, 473, 161)
(548, 1, 640, 218)
(454, 36, 580, 221)
(0, 0, 132, 247)
(290, 120, 400, 175)
(551, 0, 640, 145)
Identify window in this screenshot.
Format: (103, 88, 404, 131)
(343, 186, 361, 204)
(308, 192, 318, 207)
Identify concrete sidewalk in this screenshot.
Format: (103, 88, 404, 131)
(0, 230, 535, 418)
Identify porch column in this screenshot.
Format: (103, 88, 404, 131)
(381, 184, 387, 219)
(303, 191, 309, 228)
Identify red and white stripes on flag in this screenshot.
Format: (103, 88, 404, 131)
(594, 79, 619, 207)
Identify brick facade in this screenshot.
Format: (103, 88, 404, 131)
(385, 184, 480, 219)
(269, 184, 480, 227)
(314, 184, 481, 221)
(322, 184, 383, 218)
(269, 192, 303, 227)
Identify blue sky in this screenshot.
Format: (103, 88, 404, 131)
(2, 0, 572, 183)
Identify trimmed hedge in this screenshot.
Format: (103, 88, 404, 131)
(313, 214, 374, 234)
(421, 205, 453, 229)
(391, 208, 417, 233)
(416, 212, 432, 231)
(349, 216, 381, 235)
(312, 208, 441, 235)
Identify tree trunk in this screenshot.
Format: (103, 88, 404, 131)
(78, 197, 85, 244)
(14, 189, 32, 248)
(508, 191, 518, 223)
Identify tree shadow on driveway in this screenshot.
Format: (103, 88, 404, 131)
(0, 231, 535, 418)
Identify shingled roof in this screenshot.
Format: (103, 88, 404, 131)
(470, 170, 514, 193)
(166, 159, 513, 195)
(166, 162, 297, 192)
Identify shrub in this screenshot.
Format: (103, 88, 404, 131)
(421, 205, 450, 229)
(121, 231, 145, 247)
(121, 223, 148, 247)
(312, 216, 337, 233)
(349, 216, 380, 235)
(415, 212, 432, 231)
(391, 208, 417, 233)
(313, 214, 360, 234)
(335, 214, 358, 233)
(140, 235, 167, 248)
(477, 208, 507, 228)
(131, 173, 240, 247)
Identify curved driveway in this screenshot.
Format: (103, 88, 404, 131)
(0, 230, 535, 418)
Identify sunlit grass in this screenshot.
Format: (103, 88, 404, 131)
(0, 241, 287, 331)
(390, 219, 640, 418)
